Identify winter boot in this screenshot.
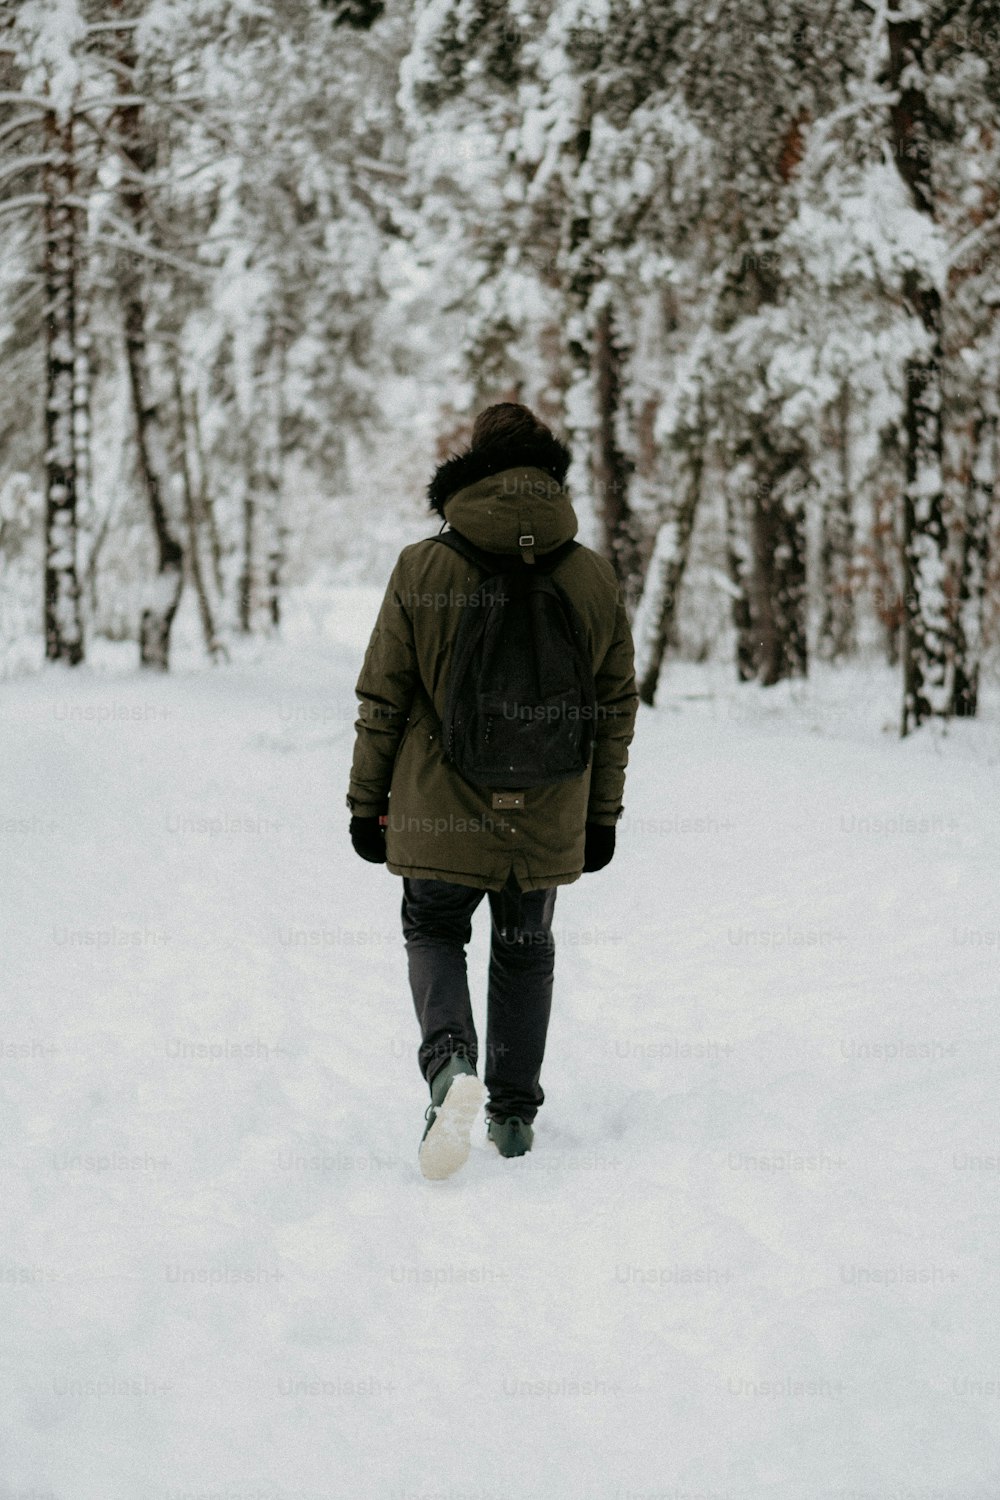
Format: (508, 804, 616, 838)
(487, 1114, 534, 1158)
(418, 1052, 486, 1181)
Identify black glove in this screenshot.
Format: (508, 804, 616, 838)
(582, 822, 616, 873)
(350, 814, 387, 864)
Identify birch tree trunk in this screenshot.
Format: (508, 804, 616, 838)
(239, 324, 288, 633)
(42, 107, 84, 665)
(172, 358, 224, 661)
(951, 401, 997, 717)
(121, 290, 184, 669)
(634, 439, 704, 705)
(818, 382, 856, 660)
(887, 10, 953, 734)
(73, 248, 94, 619)
(114, 20, 184, 670)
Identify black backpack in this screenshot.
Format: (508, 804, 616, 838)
(434, 529, 597, 790)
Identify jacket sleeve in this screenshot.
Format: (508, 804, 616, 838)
(346, 553, 418, 817)
(587, 591, 639, 825)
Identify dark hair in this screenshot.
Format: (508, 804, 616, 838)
(470, 402, 552, 451)
(427, 403, 572, 516)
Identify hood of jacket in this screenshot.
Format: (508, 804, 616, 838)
(427, 430, 578, 556)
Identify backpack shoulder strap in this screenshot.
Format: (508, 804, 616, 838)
(433, 530, 504, 573)
(434, 530, 580, 576)
(532, 538, 580, 575)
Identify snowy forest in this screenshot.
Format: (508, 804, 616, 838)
(6, 4, 1000, 1494)
(1, 0, 998, 734)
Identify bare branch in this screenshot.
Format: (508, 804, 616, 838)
(0, 192, 46, 216)
(355, 155, 407, 181)
(0, 114, 46, 150)
(72, 109, 167, 190)
(81, 51, 137, 83)
(862, 0, 889, 88)
(0, 278, 47, 328)
(95, 91, 209, 110)
(0, 91, 50, 111)
(926, 0, 967, 40)
(797, 89, 898, 178)
(83, 229, 217, 281)
(77, 93, 171, 110)
(948, 215, 1000, 271)
(84, 17, 141, 31)
(0, 342, 44, 385)
(76, 92, 237, 151)
(0, 153, 58, 189)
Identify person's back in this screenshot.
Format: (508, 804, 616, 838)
(347, 402, 638, 1178)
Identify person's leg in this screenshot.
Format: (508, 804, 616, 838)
(401, 876, 486, 1087)
(484, 872, 557, 1123)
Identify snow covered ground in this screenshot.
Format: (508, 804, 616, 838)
(3, 592, 999, 1500)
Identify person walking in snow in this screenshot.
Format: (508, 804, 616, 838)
(347, 403, 638, 1179)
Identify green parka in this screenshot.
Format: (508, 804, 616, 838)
(347, 456, 638, 892)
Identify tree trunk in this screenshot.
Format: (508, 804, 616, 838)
(870, 426, 904, 668)
(173, 358, 225, 661)
(267, 544, 283, 629)
(187, 386, 225, 599)
(263, 325, 287, 630)
(592, 298, 641, 610)
(887, 13, 953, 735)
(238, 487, 255, 634)
(898, 297, 950, 733)
(122, 304, 184, 670)
(734, 249, 808, 686)
(560, 91, 641, 609)
(83, 504, 114, 622)
(634, 440, 704, 705)
(818, 382, 856, 660)
(748, 450, 809, 686)
(773, 483, 808, 682)
(42, 108, 84, 665)
(724, 475, 758, 682)
(73, 247, 94, 617)
(239, 324, 288, 633)
(114, 19, 184, 670)
(561, 84, 596, 477)
(951, 402, 996, 717)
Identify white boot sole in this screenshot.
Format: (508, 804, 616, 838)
(418, 1074, 487, 1181)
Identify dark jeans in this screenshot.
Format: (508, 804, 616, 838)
(401, 871, 557, 1123)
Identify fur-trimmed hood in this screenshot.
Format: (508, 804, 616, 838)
(427, 431, 572, 517)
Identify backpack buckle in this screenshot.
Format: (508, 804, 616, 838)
(491, 791, 525, 810)
(518, 533, 535, 564)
